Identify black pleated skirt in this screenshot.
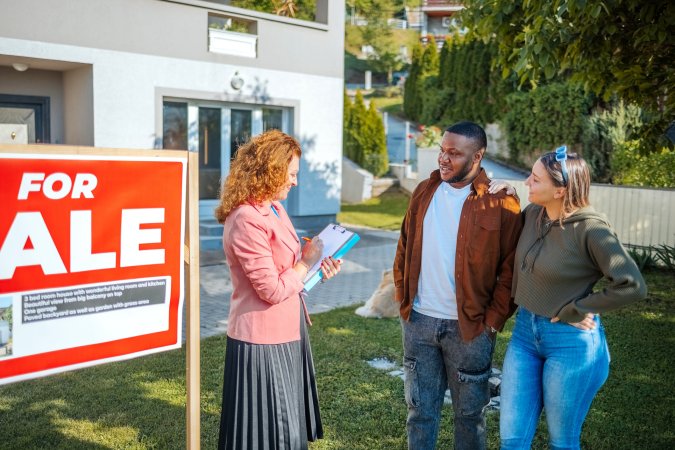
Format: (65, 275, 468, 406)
(218, 305, 323, 450)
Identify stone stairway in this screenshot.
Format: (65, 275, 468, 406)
(200, 218, 224, 251)
(371, 176, 400, 197)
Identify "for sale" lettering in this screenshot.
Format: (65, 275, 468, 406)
(0, 172, 166, 279)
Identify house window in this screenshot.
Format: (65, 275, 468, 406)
(0, 94, 50, 143)
(162, 102, 187, 150)
(263, 108, 283, 131)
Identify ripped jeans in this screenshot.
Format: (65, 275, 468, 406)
(402, 309, 495, 450)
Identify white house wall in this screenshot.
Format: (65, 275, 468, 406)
(0, 0, 345, 220)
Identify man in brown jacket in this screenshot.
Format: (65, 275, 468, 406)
(394, 121, 522, 450)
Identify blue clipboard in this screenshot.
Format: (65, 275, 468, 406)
(302, 224, 360, 292)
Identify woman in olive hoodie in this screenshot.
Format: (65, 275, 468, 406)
(494, 148, 647, 450)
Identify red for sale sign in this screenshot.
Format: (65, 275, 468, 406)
(0, 150, 187, 385)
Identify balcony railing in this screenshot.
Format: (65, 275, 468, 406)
(422, 0, 463, 6)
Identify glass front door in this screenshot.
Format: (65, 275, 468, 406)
(199, 107, 222, 199)
(162, 100, 291, 200)
(230, 109, 251, 161)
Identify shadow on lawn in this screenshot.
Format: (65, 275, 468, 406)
(0, 343, 219, 449)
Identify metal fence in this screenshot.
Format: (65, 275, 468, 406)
(506, 180, 675, 248)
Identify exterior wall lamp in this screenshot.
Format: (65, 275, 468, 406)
(230, 71, 244, 90)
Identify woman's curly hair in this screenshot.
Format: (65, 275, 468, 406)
(214, 130, 302, 223)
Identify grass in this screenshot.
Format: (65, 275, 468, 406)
(338, 190, 410, 230)
(1, 269, 672, 449)
(369, 94, 404, 116)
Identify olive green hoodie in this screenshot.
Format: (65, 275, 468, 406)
(513, 204, 647, 323)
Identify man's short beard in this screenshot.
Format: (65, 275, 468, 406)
(444, 159, 474, 184)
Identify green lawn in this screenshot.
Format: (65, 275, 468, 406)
(371, 95, 403, 116)
(338, 190, 409, 230)
(1, 268, 672, 449)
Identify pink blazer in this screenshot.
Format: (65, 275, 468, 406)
(223, 201, 306, 344)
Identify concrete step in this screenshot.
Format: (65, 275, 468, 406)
(200, 219, 223, 237)
(372, 177, 400, 197)
(200, 235, 223, 251)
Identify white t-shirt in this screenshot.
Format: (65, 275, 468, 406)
(413, 182, 472, 320)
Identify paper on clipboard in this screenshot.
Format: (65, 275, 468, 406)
(302, 223, 360, 292)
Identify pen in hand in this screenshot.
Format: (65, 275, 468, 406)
(302, 237, 312, 242)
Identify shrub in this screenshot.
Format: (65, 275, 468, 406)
(503, 82, 593, 165)
(403, 43, 423, 121)
(361, 102, 389, 177)
(627, 246, 656, 271)
(653, 245, 675, 271)
(582, 100, 643, 183)
(343, 91, 389, 177)
(611, 141, 675, 188)
(415, 125, 443, 148)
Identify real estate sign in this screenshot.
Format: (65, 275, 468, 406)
(0, 149, 187, 385)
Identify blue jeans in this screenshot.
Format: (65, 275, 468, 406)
(500, 308, 610, 450)
(401, 309, 495, 450)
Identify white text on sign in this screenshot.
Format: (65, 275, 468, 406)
(0, 172, 166, 279)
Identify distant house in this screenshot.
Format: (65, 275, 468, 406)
(407, 0, 464, 45)
(0, 0, 345, 231)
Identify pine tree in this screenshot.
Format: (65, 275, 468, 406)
(420, 36, 439, 77)
(343, 90, 354, 160)
(403, 43, 423, 120)
(364, 101, 388, 176)
(439, 38, 451, 89)
(351, 90, 368, 166)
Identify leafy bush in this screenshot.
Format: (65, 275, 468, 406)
(627, 247, 656, 271)
(611, 141, 675, 187)
(503, 82, 593, 165)
(581, 100, 644, 183)
(229, 0, 317, 21)
(653, 245, 675, 271)
(415, 125, 443, 148)
(404, 37, 513, 128)
(419, 76, 447, 125)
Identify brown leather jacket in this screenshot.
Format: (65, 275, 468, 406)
(393, 168, 523, 342)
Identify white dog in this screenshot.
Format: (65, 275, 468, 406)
(355, 269, 400, 318)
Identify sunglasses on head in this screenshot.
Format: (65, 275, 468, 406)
(555, 145, 569, 186)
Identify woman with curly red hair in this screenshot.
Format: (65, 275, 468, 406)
(215, 130, 341, 449)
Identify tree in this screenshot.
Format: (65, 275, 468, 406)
(231, 0, 317, 21)
(350, 0, 406, 85)
(343, 90, 354, 160)
(461, 0, 675, 144)
(363, 102, 389, 176)
(350, 91, 369, 165)
(403, 43, 423, 120)
(402, 37, 439, 122)
(343, 91, 389, 176)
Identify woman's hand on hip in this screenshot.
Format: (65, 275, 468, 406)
(551, 313, 597, 330)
